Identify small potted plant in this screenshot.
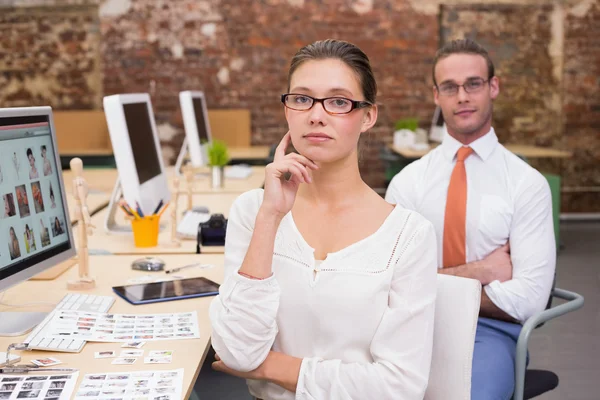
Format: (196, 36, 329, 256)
(207, 140, 229, 188)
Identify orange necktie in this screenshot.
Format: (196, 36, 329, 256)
(443, 146, 474, 268)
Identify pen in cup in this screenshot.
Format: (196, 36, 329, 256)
(165, 263, 214, 274)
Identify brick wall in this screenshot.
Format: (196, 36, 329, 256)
(0, 0, 598, 211)
(100, 0, 439, 183)
(0, 4, 101, 109)
(562, 0, 600, 212)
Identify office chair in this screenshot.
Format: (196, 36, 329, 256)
(425, 275, 481, 400)
(513, 281, 584, 400)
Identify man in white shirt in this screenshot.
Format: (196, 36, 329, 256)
(386, 39, 556, 400)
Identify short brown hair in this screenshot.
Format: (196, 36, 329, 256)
(432, 39, 495, 86)
(288, 39, 377, 104)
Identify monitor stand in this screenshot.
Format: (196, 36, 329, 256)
(174, 138, 189, 177)
(174, 138, 209, 178)
(0, 312, 47, 337)
(104, 178, 167, 234)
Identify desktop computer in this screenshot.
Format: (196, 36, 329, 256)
(103, 93, 171, 232)
(429, 105, 446, 143)
(179, 91, 212, 168)
(0, 107, 76, 336)
(0, 107, 115, 352)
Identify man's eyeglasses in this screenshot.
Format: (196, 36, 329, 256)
(281, 94, 372, 115)
(436, 77, 491, 96)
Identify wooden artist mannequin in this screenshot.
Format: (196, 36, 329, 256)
(67, 158, 96, 290)
(166, 176, 182, 247)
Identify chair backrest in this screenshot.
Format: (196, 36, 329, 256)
(425, 274, 481, 400)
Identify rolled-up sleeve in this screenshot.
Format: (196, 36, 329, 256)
(209, 190, 281, 372)
(296, 221, 438, 400)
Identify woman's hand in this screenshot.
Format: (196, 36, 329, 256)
(212, 351, 302, 393)
(261, 132, 318, 218)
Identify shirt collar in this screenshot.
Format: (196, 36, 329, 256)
(441, 127, 498, 161)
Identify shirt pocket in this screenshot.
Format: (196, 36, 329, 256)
(478, 194, 512, 248)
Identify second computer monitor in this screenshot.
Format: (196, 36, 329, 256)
(103, 93, 170, 216)
(179, 91, 212, 167)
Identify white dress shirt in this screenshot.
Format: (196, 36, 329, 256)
(209, 189, 437, 400)
(386, 128, 556, 323)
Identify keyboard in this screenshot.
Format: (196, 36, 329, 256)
(177, 210, 211, 239)
(225, 165, 253, 179)
(25, 293, 115, 353)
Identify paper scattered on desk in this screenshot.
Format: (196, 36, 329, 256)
(121, 341, 145, 349)
(111, 358, 136, 365)
(30, 357, 62, 367)
(94, 351, 116, 359)
(0, 371, 78, 400)
(46, 311, 200, 342)
(74, 368, 183, 400)
(119, 350, 143, 358)
(144, 356, 172, 365)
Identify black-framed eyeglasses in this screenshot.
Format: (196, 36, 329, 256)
(436, 77, 491, 96)
(281, 94, 372, 115)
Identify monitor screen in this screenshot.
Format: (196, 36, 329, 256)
(0, 115, 72, 281)
(192, 97, 210, 144)
(123, 102, 162, 185)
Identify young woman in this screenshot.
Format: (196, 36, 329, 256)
(27, 148, 39, 179)
(49, 185, 57, 209)
(41, 145, 53, 176)
(53, 217, 64, 236)
(8, 226, 21, 260)
(210, 40, 437, 399)
(24, 224, 36, 253)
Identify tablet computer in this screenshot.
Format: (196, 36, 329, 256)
(112, 277, 220, 305)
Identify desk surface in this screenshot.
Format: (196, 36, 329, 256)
(228, 145, 270, 160)
(62, 166, 265, 196)
(87, 193, 242, 255)
(389, 143, 574, 159)
(0, 254, 225, 400)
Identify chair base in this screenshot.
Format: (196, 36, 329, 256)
(523, 369, 559, 399)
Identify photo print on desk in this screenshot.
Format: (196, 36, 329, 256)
(0, 371, 78, 400)
(14, 185, 30, 218)
(47, 311, 200, 342)
(74, 369, 183, 400)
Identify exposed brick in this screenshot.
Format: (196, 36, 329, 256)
(0, 0, 597, 211)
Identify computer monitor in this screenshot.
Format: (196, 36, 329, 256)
(103, 93, 170, 217)
(0, 106, 76, 336)
(179, 91, 212, 167)
(430, 105, 446, 143)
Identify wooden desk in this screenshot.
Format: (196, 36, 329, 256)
(389, 143, 573, 159)
(0, 254, 225, 400)
(62, 166, 265, 196)
(87, 193, 242, 255)
(228, 145, 270, 161)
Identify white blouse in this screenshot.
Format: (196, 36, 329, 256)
(209, 189, 438, 400)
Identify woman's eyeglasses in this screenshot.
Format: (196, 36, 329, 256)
(281, 94, 372, 115)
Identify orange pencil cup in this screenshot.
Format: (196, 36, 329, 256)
(130, 215, 160, 248)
